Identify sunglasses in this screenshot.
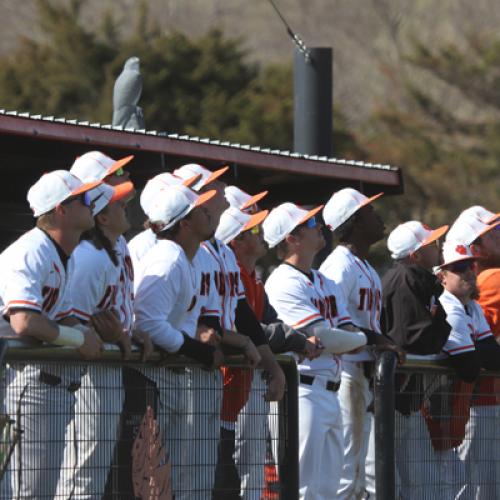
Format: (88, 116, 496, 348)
(249, 225, 261, 235)
(446, 260, 474, 273)
(60, 191, 93, 208)
(113, 167, 126, 177)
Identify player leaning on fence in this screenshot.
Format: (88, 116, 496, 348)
(263, 200, 402, 500)
(443, 207, 500, 500)
(0, 171, 103, 498)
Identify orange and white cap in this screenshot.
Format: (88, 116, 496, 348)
(446, 209, 498, 245)
(215, 206, 269, 244)
(387, 221, 448, 260)
(140, 172, 201, 217)
(462, 205, 499, 225)
(323, 188, 383, 232)
(262, 202, 323, 248)
(225, 185, 268, 213)
(147, 184, 216, 231)
(438, 240, 477, 269)
(70, 151, 134, 182)
(173, 163, 229, 192)
(27, 170, 102, 217)
(90, 182, 136, 216)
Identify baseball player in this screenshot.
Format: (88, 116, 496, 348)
(382, 221, 451, 499)
(0, 171, 103, 498)
(174, 164, 287, 498)
(443, 208, 500, 499)
(432, 238, 500, 499)
(54, 178, 136, 498)
(133, 182, 228, 499)
(263, 201, 392, 500)
(320, 188, 405, 499)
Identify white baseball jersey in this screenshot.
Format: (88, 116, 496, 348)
(69, 240, 121, 322)
(115, 235, 134, 333)
(439, 289, 493, 356)
(134, 239, 200, 352)
(265, 263, 352, 380)
(201, 240, 246, 331)
(128, 229, 220, 336)
(0, 228, 73, 323)
(320, 244, 382, 362)
(127, 228, 156, 271)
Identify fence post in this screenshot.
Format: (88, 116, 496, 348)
(374, 350, 398, 500)
(278, 358, 299, 500)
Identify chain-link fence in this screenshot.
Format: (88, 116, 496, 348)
(375, 352, 500, 500)
(0, 341, 298, 499)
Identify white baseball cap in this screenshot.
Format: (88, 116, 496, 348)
(462, 205, 499, 225)
(140, 172, 201, 218)
(438, 240, 477, 270)
(147, 184, 216, 231)
(323, 188, 383, 232)
(387, 221, 448, 260)
(70, 151, 134, 182)
(173, 163, 229, 192)
(225, 185, 268, 213)
(27, 170, 102, 217)
(262, 202, 323, 248)
(90, 181, 136, 216)
(215, 206, 269, 244)
(446, 211, 497, 245)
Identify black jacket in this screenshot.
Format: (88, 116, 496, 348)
(382, 262, 450, 354)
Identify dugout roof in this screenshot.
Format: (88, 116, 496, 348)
(0, 109, 403, 248)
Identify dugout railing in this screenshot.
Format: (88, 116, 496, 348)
(375, 351, 500, 500)
(0, 340, 298, 500)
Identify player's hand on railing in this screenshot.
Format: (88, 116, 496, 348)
(76, 326, 103, 360)
(91, 309, 123, 343)
(373, 336, 406, 364)
(196, 324, 222, 347)
(116, 330, 132, 360)
(132, 329, 154, 361)
(243, 338, 261, 368)
(264, 364, 286, 402)
(303, 336, 324, 360)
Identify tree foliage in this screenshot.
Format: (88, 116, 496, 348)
(364, 34, 500, 229)
(0, 0, 358, 155)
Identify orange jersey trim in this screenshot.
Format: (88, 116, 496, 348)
(292, 313, 322, 328)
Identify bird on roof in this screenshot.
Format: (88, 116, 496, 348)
(112, 56, 145, 129)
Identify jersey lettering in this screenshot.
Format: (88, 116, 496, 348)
(97, 285, 117, 310)
(200, 272, 211, 296)
(358, 287, 381, 315)
(312, 295, 338, 322)
(42, 286, 59, 313)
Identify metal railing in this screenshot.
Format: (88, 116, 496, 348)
(0, 340, 298, 500)
(375, 352, 500, 500)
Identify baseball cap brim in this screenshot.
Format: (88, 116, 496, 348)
(358, 192, 384, 211)
(298, 205, 324, 225)
(475, 222, 500, 240)
(241, 191, 268, 211)
(194, 189, 217, 207)
(71, 179, 102, 196)
(200, 166, 229, 188)
(243, 209, 269, 232)
(439, 255, 476, 270)
(106, 155, 134, 176)
(420, 225, 449, 249)
(110, 181, 136, 203)
(486, 213, 500, 224)
(182, 173, 202, 188)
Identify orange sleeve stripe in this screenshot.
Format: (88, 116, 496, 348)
(292, 313, 322, 328)
(71, 308, 92, 319)
(7, 300, 41, 309)
(55, 309, 74, 319)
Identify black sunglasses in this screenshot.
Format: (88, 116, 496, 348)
(60, 191, 93, 208)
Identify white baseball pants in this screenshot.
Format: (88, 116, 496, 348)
(298, 374, 344, 500)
